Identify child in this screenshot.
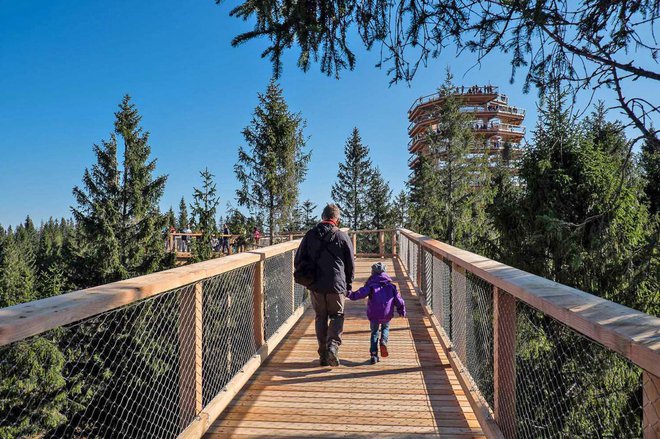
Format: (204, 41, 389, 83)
(347, 262, 406, 364)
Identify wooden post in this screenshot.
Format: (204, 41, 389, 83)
(179, 281, 203, 428)
(378, 231, 385, 257)
(494, 287, 517, 439)
(228, 237, 233, 255)
(416, 243, 423, 289)
(452, 262, 467, 361)
(253, 259, 265, 347)
(392, 231, 397, 256)
(352, 233, 357, 254)
(291, 250, 296, 312)
(644, 371, 660, 439)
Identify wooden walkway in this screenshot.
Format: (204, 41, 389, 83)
(206, 258, 485, 438)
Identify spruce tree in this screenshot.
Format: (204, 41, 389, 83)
(431, 71, 493, 248)
(364, 167, 393, 230)
(641, 129, 660, 215)
(36, 218, 72, 298)
(178, 197, 189, 229)
(0, 226, 37, 307)
(332, 128, 373, 230)
(190, 168, 220, 262)
(300, 199, 318, 228)
(235, 79, 311, 243)
(70, 95, 168, 287)
(392, 190, 409, 227)
(165, 207, 176, 229)
(408, 152, 441, 236)
(491, 90, 654, 437)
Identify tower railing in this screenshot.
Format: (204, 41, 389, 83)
(396, 228, 660, 439)
(0, 240, 308, 439)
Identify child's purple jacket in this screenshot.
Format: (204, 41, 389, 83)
(348, 272, 406, 324)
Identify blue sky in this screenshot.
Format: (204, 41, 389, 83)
(0, 0, 656, 227)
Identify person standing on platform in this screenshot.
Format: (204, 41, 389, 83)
(294, 204, 354, 366)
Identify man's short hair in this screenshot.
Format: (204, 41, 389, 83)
(321, 203, 340, 220)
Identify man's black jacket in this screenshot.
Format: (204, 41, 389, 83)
(294, 223, 355, 294)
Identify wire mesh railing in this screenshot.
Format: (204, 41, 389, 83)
(264, 251, 295, 340)
(0, 240, 308, 439)
(396, 229, 659, 439)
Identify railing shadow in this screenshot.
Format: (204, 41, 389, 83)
(391, 257, 478, 432)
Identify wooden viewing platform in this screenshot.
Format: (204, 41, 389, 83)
(206, 257, 485, 438)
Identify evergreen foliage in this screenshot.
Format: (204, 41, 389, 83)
(641, 130, 660, 215)
(235, 79, 310, 242)
(392, 190, 409, 227)
(0, 218, 77, 437)
(408, 152, 441, 236)
(490, 91, 655, 436)
(299, 199, 318, 228)
(408, 72, 493, 249)
(331, 128, 373, 230)
(178, 197, 189, 229)
(433, 72, 493, 248)
(0, 225, 37, 307)
(364, 167, 393, 230)
(70, 95, 168, 287)
(165, 207, 176, 229)
(190, 168, 220, 262)
(220, 0, 659, 148)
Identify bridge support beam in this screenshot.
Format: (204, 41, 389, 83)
(494, 287, 516, 439)
(178, 281, 203, 429)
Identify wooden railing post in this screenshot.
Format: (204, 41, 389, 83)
(452, 262, 467, 360)
(378, 231, 385, 257)
(392, 231, 397, 256)
(644, 371, 659, 439)
(494, 287, 517, 439)
(179, 281, 203, 428)
(253, 259, 265, 347)
(352, 233, 357, 254)
(416, 242, 423, 288)
(290, 250, 296, 311)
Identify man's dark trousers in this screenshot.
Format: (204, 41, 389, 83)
(310, 291, 345, 355)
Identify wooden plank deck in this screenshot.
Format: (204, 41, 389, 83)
(205, 257, 485, 438)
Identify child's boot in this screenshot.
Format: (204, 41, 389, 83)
(380, 343, 389, 358)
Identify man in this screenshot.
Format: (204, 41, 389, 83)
(294, 203, 354, 366)
(221, 223, 230, 254)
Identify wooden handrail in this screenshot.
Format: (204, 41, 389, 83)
(169, 233, 238, 238)
(0, 239, 302, 347)
(348, 228, 396, 234)
(398, 228, 660, 377)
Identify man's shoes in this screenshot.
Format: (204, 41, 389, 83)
(380, 344, 389, 358)
(327, 346, 340, 366)
(319, 353, 329, 366)
(370, 355, 379, 364)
